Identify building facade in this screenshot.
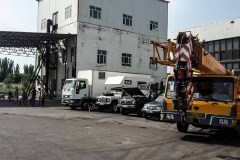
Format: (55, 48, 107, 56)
(37, 0, 169, 97)
(171, 18, 240, 74)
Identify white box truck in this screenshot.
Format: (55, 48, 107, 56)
(61, 70, 154, 110)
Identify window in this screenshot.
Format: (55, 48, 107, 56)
(232, 50, 239, 59)
(97, 50, 107, 64)
(233, 38, 239, 49)
(90, 5, 101, 19)
(214, 52, 220, 61)
(122, 53, 132, 66)
(227, 39, 232, 50)
(65, 5, 72, 19)
(41, 19, 47, 30)
(227, 63, 232, 70)
(52, 12, 58, 25)
(214, 41, 220, 52)
(150, 21, 158, 31)
(98, 72, 105, 79)
(149, 57, 158, 70)
(208, 41, 214, 53)
(233, 63, 239, 69)
(221, 40, 226, 51)
(123, 14, 132, 26)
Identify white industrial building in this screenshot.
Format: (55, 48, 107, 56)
(36, 0, 169, 98)
(171, 18, 240, 74)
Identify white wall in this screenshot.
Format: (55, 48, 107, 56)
(77, 23, 167, 80)
(37, 0, 78, 34)
(171, 18, 240, 41)
(79, 0, 168, 39)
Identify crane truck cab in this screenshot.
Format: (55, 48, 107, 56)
(161, 75, 240, 133)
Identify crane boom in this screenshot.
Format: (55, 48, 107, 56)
(151, 32, 232, 125)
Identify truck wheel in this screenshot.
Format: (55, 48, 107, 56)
(70, 106, 77, 110)
(137, 109, 143, 117)
(143, 113, 151, 119)
(177, 122, 189, 133)
(97, 105, 104, 112)
(111, 102, 119, 113)
(121, 108, 128, 115)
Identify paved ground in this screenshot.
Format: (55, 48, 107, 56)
(0, 100, 240, 160)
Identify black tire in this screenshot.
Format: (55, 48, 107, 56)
(137, 109, 143, 117)
(121, 108, 128, 115)
(70, 106, 77, 110)
(97, 105, 104, 112)
(143, 113, 150, 119)
(177, 122, 189, 133)
(111, 102, 119, 113)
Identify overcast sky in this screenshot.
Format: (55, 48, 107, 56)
(0, 0, 240, 72)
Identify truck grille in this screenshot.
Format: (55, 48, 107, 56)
(99, 98, 107, 102)
(120, 101, 133, 105)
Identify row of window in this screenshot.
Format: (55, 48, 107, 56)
(204, 37, 240, 61)
(89, 5, 158, 30)
(41, 5, 158, 31)
(96, 50, 158, 70)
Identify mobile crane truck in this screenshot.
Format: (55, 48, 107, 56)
(151, 32, 240, 133)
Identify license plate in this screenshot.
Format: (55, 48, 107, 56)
(190, 112, 205, 119)
(218, 118, 229, 126)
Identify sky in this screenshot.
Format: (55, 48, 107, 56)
(0, 0, 240, 72)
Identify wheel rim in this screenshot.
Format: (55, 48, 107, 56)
(112, 104, 118, 112)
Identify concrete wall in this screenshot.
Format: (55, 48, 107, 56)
(77, 23, 167, 78)
(79, 0, 168, 39)
(171, 18, 240, 41)
(37, 0, 78, 34)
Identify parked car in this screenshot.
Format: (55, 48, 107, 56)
(0, 94, 5, 100)
(141, 95, 164, 120)
(117, 87, 150, 116)
(96, 87, 123, 113)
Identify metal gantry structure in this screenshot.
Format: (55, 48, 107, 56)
(0, 25, 76, 98)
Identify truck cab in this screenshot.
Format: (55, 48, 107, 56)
(61, 78, 89, 109)
(161, 75, 240, 132)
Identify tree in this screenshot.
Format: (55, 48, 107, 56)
(29, 64, 34, 75)
(13, 73, 21, 83)
(23, 65, 29, 74)
(4, 74, 14, 84)
(14, 64, 20, 74)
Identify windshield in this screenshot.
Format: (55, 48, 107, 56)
(166, 76, 234, 102)
(63, 80, 76, 90)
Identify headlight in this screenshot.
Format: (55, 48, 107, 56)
(106, 98, 110, 102)
(143, 105, 148, 109)
(156, 107, 161, 110)
(96, 98, 99, 102)
(132, 100, 136, 105)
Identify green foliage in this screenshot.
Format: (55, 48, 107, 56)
(0, 57, 35, 91)
(14, 64, 20, 74)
